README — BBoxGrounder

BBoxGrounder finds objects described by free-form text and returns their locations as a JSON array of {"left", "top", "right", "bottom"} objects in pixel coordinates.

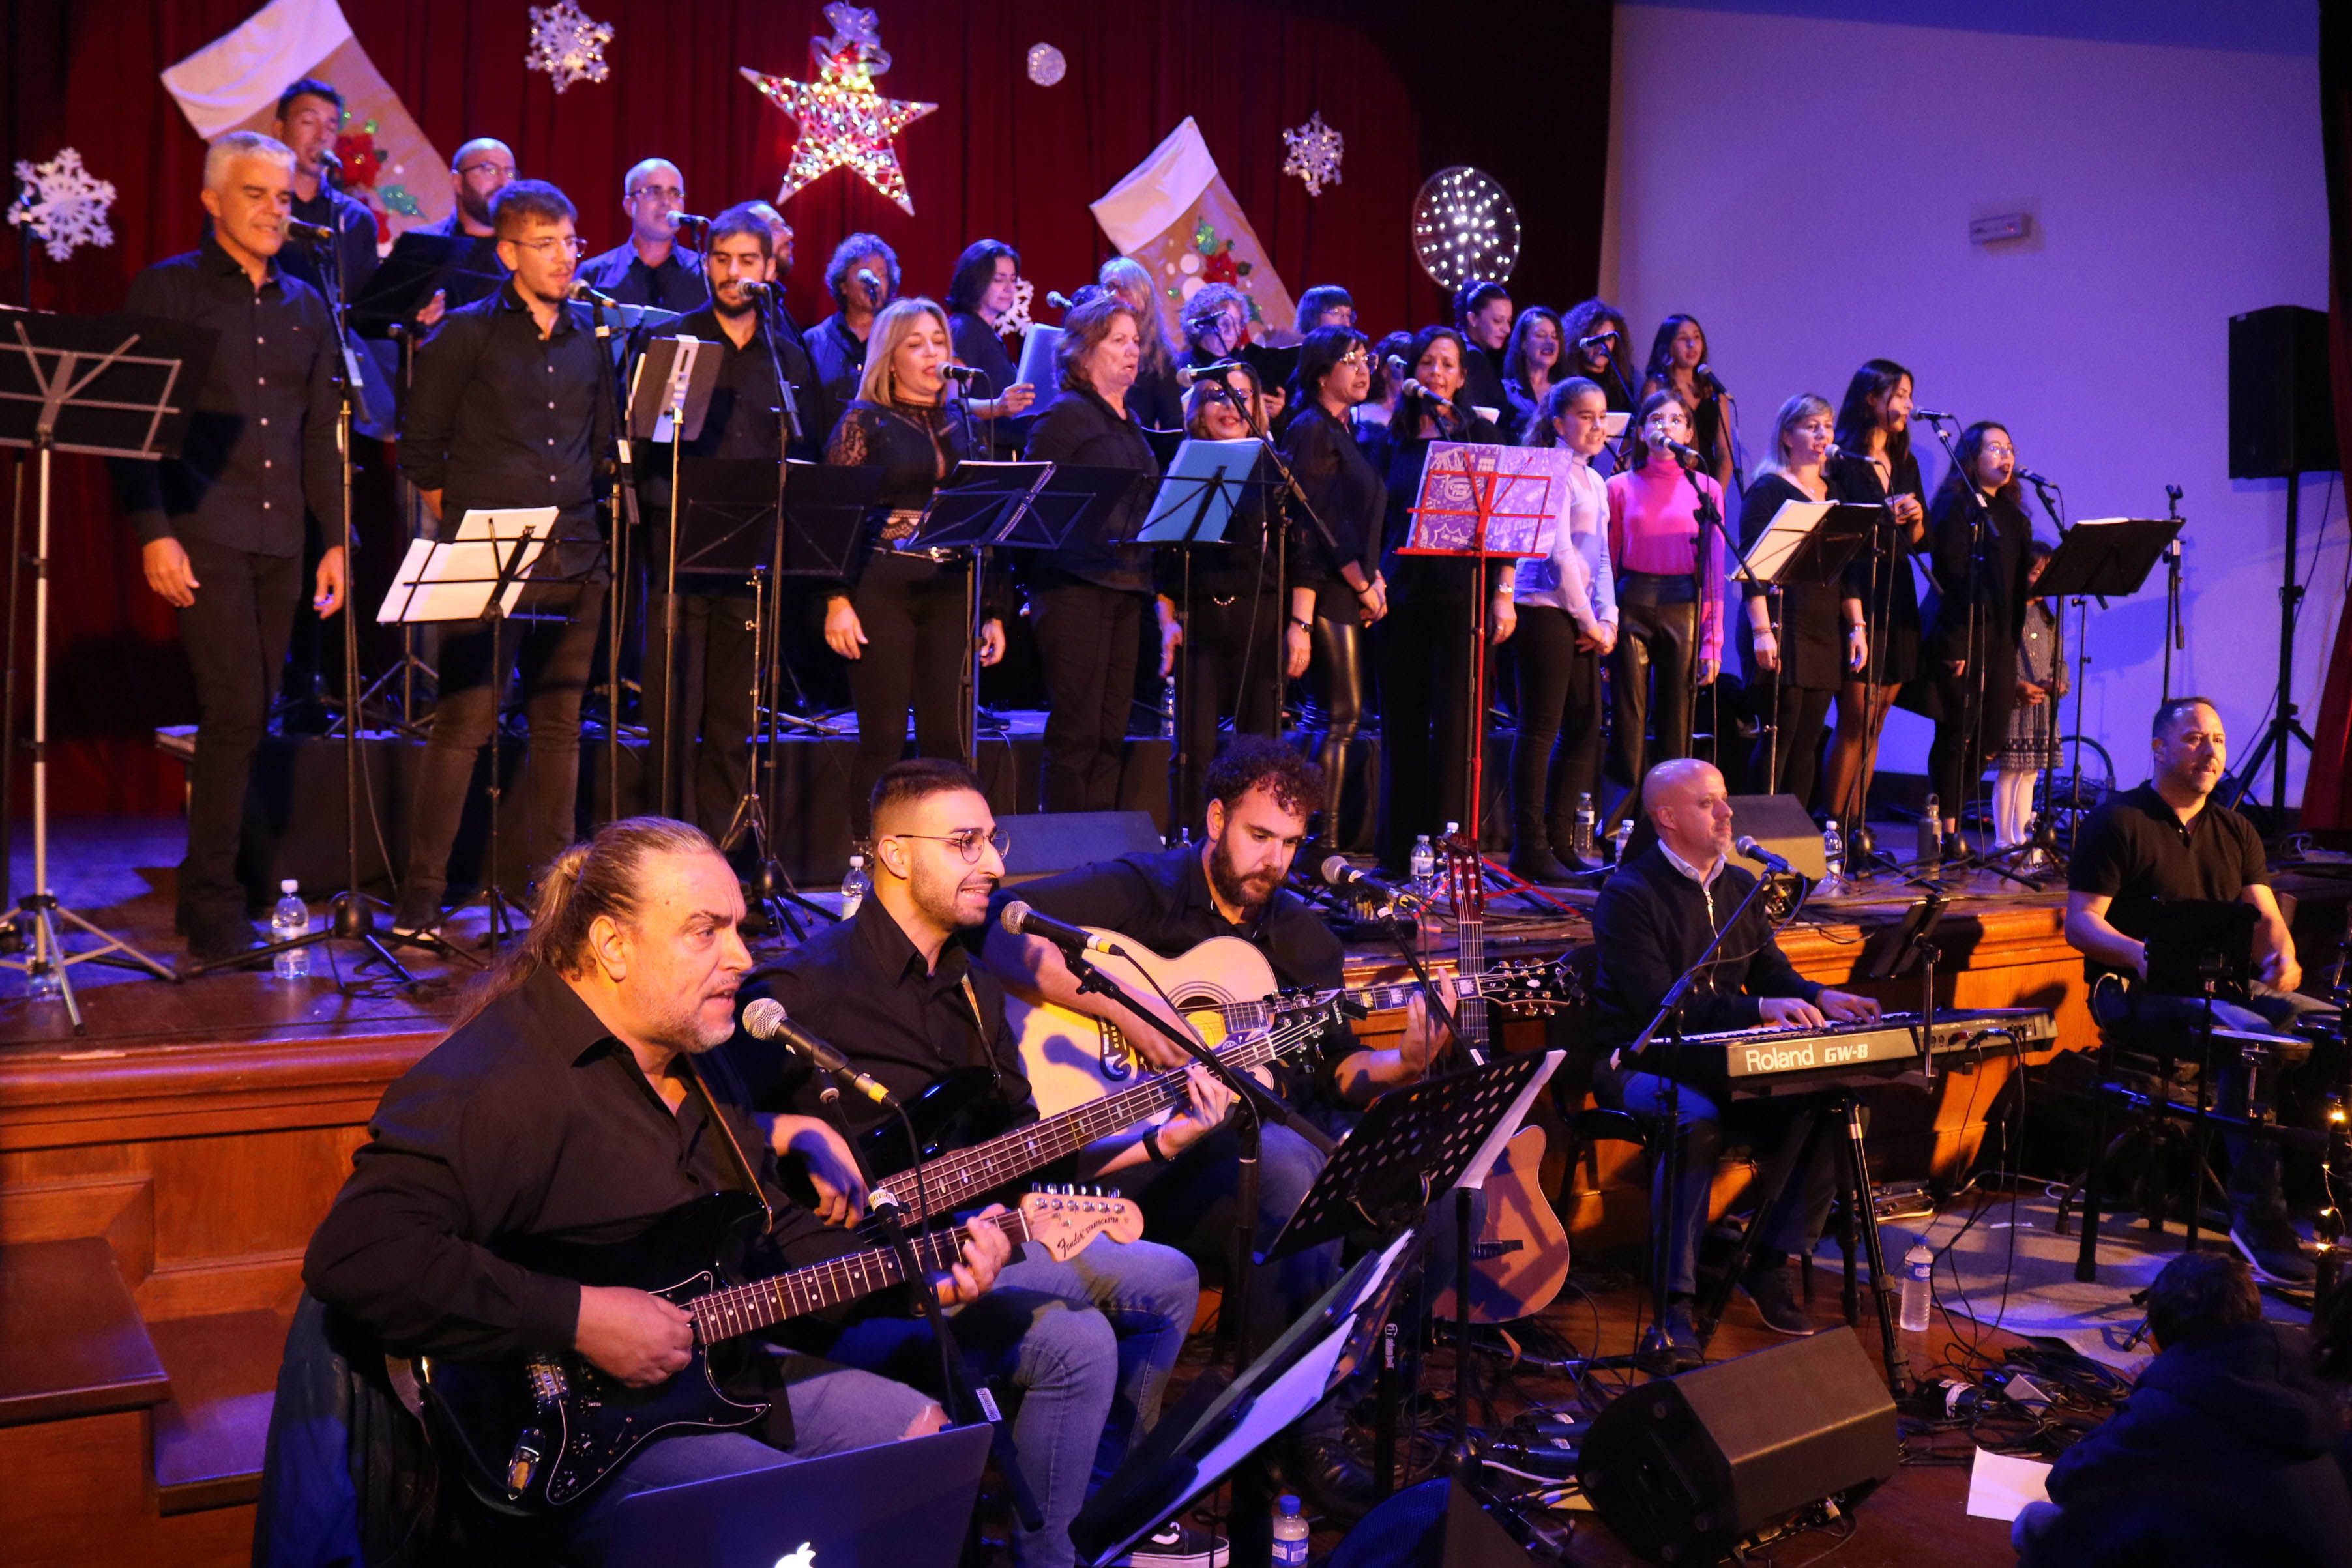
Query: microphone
[
  {"left": 666, "top": 210, "right": 713, "bottom": 229},
  {"left": 939, "top": 363, "right": 980, "bottom": 384},
  {"left": 568, "top": 280, "right": 619, "bottom": 307},
  {"left": 1913, "top": 408, "right": 1956, "bottom": 424},
  {"left": 283, "top": 218, "right": 336, "bottom": 242},
  {"left": 742, "top": 998, "right": 898, "bottom": 1107},
  {"left": 735, "top": 279, "right": 770, "bottom": 300},
  {"left": 1044, "top": 289, "right": 1076, "bottom": 311},
  {"left": 1735, "top": 835, "right": 1793, "bottom": 875},
  {"left": 316, "top": 148, "right": 344, "bottom": 186},
  {"left": 1695, "top": 362, "right": 1728, "bottom": 396},
  {"left": 1576, "top": 330, "right": 1619, "bottom": 350},
  {"left": 1658, "top": 436, "right": 1705, "bottom": 467},
  {"left": 2018, "top": 468, "right": 2058, "bottom": 489},
  {"left": 1175, "top": 360, "right": 1247, "bottom": 390},
  {"left": 1316, "top": 854, "right": 1431, "bottom": 910},
  {"left": 997, "top": 900, "right": 1119, "bottom": 956},
  {"left": 857, "top": 267, "right": 885, "bottom": 298}
]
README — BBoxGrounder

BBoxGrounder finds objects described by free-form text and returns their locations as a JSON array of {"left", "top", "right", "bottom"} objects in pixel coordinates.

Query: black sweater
[
  {"left": 1280, "top": 403, "right": 1387, "bottom": 598},
  {"left": 1593, "top": 841, "right": 1821, "bottom": 1043},
  {"left": 1021, "top": 385, "right": 1160, "bottom": 594}
]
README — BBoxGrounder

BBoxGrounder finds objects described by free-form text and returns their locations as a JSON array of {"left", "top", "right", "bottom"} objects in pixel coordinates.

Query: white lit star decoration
[
  {"left": 525, "top": 0, "right": 613, "bottom": 94},
  {"left": 1410, "top": 166, "right": 1520, "bottom": 291},
  {"left": 741, "top": 5, "right": 936, "bottom": 214},
  {"left": 9, "top": 148, "right": 116, "bottom": 263},
  {"left": 1282, "top": 112, "right": 1344, "bottom": 198}
]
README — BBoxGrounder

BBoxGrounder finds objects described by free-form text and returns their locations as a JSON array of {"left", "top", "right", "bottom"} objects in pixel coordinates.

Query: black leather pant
[
  {"left": 1308, "top": 612, "right": 1368, "bottom": 847},
  {"left": 1610, "top": 573, "right": 1698, "bottom": 795}
]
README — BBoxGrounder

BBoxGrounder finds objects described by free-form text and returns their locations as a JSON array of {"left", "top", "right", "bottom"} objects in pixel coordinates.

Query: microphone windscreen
[
  {"left": 742, "top": 996, "right": 786, "bottom": 1037},
  {"left": 997, "top": 899, "right": 1033, "bottom": 936},
  {"left": 1319, "top": 854, "right": 1353, "bottom": 887}
]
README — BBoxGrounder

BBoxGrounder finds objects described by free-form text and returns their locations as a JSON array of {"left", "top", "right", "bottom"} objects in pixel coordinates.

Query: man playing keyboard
[{"left": 1593, "top": 757, "right": 1880, "bottom": 1369}]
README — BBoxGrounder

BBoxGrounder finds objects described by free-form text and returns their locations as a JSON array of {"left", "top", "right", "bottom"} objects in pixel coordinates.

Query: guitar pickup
[{"left": 506, "top": 1428, "right": 545, "bottom": 1497}]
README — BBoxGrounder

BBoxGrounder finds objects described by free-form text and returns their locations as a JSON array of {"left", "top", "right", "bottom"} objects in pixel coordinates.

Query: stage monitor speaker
[
  {"left": 1323, "top": 1477, "right": 1529, "bottom": 1568},
  {"left": 1729, "top": 793, "right": 1827, "bottom": 882},
  {"left": 1578, "top": 1331, "right": 1898, "bottom": 1564},
  {"left": 999, "top": 810, "right": 1164, "bottom": 885},
  {"left": 2229, "top": 304, "right": 2336, "bottom": 479}
]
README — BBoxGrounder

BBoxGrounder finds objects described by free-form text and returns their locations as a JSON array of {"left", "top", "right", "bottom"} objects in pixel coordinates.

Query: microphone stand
[
  {"left": 2160, "top": 484, "right": 2186, "bottom": 702},
  {"left": 586, "top": 295, "right": 641, "bottom": 825}
]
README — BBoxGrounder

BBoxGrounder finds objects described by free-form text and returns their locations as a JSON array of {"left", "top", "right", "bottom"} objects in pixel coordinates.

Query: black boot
[{"left": 1508, "top": 820, "right": 1576, "bottom": 886}]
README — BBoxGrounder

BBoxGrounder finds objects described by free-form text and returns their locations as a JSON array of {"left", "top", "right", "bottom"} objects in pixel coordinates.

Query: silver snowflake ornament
[
  {"left": 1282, "top": 112, "right": 1344, "bottom": 197},
  {"left": 527, "top": 0, "right": 614, "bottom": 94},
  {"left": 999, "top": 278, "right": 1036, "bottom": 339},
  {"left": 10, "top": 147, "right": 117, "bottom": 263}
]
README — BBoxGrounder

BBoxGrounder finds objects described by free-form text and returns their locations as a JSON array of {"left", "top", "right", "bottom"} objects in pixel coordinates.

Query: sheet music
[
  {"left": 1015, "top": 326, "right": 1062, "bottom": 393},
  {"left": 1405, "top": 441, "right": 1573, "bottom": 558},
  {"left": 376, "top": 507, "right": 559, "bottom": 624}
]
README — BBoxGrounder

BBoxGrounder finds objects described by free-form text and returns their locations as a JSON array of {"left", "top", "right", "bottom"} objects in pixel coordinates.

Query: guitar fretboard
[{"left": 687, "top": 1208, "right": 1033, "bottom": 1345}]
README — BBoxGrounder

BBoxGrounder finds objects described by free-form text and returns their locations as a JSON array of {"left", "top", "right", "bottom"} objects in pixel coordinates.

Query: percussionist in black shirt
[
  {"left": 576, "top": 157, "right": 708, "bottom": 313},
  {"left": 1593, "top": 757, "right": 1879, "bottom": 1369},
  {"left": 303, "top": 817, "right": 1008, "bottom": 1567},
  {"left": 735, "top": 759, "right": 1205, "bottom": 1568},
  {"left": 2065, "top": 697, "right": 2334, "bottom": 1283},
  {"left": 117, "top": 131, "right": 347, "bottom": 961},
  {"left": 392, "top": 179, "right": 611, "bottom": 934},
  {"left": 634, "top": 202, "right": 827, "bottom": 838}
]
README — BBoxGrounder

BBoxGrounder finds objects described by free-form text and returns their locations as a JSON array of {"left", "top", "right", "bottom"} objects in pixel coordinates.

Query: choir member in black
[
  {"left": 414, "top": 138, "right": 514, "bottom": 325},
  {"left": 1453, "top": 279, "right": 1514, "bottom": 424},
  {"left": 1022, "top": 295, "right": 1165, "bottom": 812},
  {"left": 576, "top": 158, "right": 707, "bottom": 312},
  {"left": 1282, "top": 328, "right": 1389, "bottom": 852},
  {"left": 1739, "top": 394, "right": 1861, "bottom": 807},
  {"left": 1502, "top": 305, "right": 1566, "bottom": 443},
  {"left": 1923, "top": 421, "right": 2034, "bottom": 853},
  {"left": 1819, "top": 358, "right": 1928, "bottom": 847},
  {"left": 1159, "top": 367, "right": 1294, "bottom": 824},
  {"left": 1350, "top": 329, "right": 1414, "bottom": 439},
  {"left": 1639, "top": 313, "right": 1736, "bottom": 498},
  {"left": 1508, "top": 379, "right": 1617, "bottom": 882},
  {"left": 1098, "top": 255, "right": 1184, "bottom": 430},
  {"left": 634, "top": 204, "right": 825, "bottom": 843},
  {"left": 1558, "top": 297, "right": 1633, "bottom": 412},
  {"left": 1364, "top": 325, "right": 1506, "bottom": 871},
  {"left": 267, "top": 78, "right": 377, "bottom": 301},
  {"left": 821, "top": 299, "right": 1009, "bottom": 836},
  {"left": 1593, "top": 759, "right": 1881, "bottom": 1367},
  {"left": 117, "top": 133, "right": 347, "bottom": 960},
  {"left": 1180, "top": 283, "right": 1251, "bottom": 371},
  {"left": 392, "top": 181, "right": 611, "bottom": 935},
  {"left": 941, "top": 239, "right": 1039, "bottom": 456},
  {"left": 806, "top": 233, "right": 897, "bottom": 416},
  {"left": 1293, "top": 285, "right": 1355, "bottom": 334}
]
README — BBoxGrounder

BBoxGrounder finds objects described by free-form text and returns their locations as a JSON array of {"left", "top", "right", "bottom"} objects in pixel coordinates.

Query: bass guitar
[{"left": 413, "top": 1187, "right": 1139, "bottom": 1515}]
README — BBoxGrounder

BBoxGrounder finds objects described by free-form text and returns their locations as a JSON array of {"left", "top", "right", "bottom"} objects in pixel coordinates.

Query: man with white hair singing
[{"left": 115, "top": 130, "right": 347, "bottom": 961}]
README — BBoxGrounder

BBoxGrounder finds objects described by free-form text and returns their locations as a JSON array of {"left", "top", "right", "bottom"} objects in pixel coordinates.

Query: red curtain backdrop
[
  {"left": 2312, "top": 3, "right": 2352, "bottom": 833},
  {"left": 1, "top": 0, "right": 1611, "bottom": 813}
]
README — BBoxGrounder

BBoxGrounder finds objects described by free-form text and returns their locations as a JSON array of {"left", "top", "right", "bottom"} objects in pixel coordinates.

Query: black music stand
[
  {"left": 346, "top": 232, "right": 505, "bottom": 336},
  {"left": 0, "top": 310, "right": 214, "bottom": 1028},
  {"left": 1138, "top": 439, "right": 1261, "bottom": 822},
  {"left": 903, "top": 459, "right": 1054, "bottom": 764},
  {"left": 1742, "top": 499, "right": 1878, "bottom": 794},
  {"left": 631, "top": 337, "right": 724, "bottom": 817},
  {"left": 1868, "top": 890, "right": 1950, "bottom": 1084}
]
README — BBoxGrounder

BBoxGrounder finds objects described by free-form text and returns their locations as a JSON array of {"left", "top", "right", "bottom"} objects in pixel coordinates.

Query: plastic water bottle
[
  {"left": 1918, "top": 793, "right": 1941, "bottom": 868},
  {"left": 1611, "top": 818, "right": 1633, "bottom": 865},
  {"left": 1572, "top": 792, "right": 1596, "bottom": 861},
  {"left": 1162, "top": 676, "right": 1178, "bottom": 739},
  {"left": 1272, "top": 1494, "right": 1310, "bottom": 1567},
  {"left": 840, "top": 854, "right": 870, "bottom": 920},
  {"left": 1409, "top": 834, "right": 1436, "bottom": 897},
  {"left": 271, "top": 880, "right": 310, "bottom": 980},
  {"left": 1899, "top": 1239, "right": 1934, "bottom": 1332},
  {"left": 1821, "top": 819, "right": 1845, "bottom": 892}
]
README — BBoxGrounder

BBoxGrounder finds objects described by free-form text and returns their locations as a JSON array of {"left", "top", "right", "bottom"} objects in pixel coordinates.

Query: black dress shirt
[
  {"left": 806, "top": 312, "right": 870, "bottom": 416},
  {"left": 2067, "top": 783, "right": 2271, "bottom": 983},
  {"left": 578, "top": 240, "right": 709, "bottom": 313},
  {"left": 1281, "top": 404, "right": 1386, "bottom": 596},
  {"left": 1021, "top": 385, "right": 1161, "bottom": 594},
  {"left": 113, "top": 235, "right": 342, "bottom": 555},
  {"left": 399, "top": 279, "right": 613, "bottom": 551},
  {"left": 280, "top": 184, "right": 380, "bottom": 302},
  {"left": 1593, "top": 841, "right": 1821, "bottom": 1044},
  {"left": 730, "top": 897, "right": 1036, "bottom": 1140},
  {"left": 302, "top": 965, "right": 835, "bottom": 1362},
  {"left": 637, "top": 302, "right": 828, "bottom": 530}
]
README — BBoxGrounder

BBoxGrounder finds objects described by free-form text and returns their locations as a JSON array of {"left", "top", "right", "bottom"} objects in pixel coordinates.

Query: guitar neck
[
  {"left": 1457, "top": 917, "right": 1490, "bottom": 1064},
  {"left": 688, "top": 1208, "right": 1033, "bottom": 1348}
]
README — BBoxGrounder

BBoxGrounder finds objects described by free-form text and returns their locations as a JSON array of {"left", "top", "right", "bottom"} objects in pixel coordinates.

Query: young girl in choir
[{"left": 1995, "top": 540, "right": 2066, "bottom": 862}]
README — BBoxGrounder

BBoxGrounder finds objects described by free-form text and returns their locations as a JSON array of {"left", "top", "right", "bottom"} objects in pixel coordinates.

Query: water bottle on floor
[
  {"left": 272, "top": 880, "right": 310, "bottom": 980},
  {"left": 840, "top": 854, "right": 870, "bottom": 920},
  {"left": 1611, "top": 818, "right": 1633, "bottom": 865},
  {"left": 1899, "top": 1238, "right": 1934, "bottom": 1332},
  {"left": 1272, "top": 1494, "right": 1310, "bottom": 1567},
  {"left": 1409, "top": 834, "right": 1435, "bottom": 897},
  {"left": 1572, "top": 792, "right": 1596, "bottom": 861},
  {"left": 1821, "top": 819, "right": 1845, "bottom": 893}
]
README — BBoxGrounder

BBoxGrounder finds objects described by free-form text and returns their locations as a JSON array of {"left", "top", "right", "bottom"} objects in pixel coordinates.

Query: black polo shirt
[
  {"left": 113, "top": 235, "right": 343, "bottom": 556},
  {"left": 2068, "top": 782, "right": 2270, "bottom": 983},
  {"left": 578, "top": 240, "right": 708, "bottom": 313},
  {"left": 729, "top": 896, "right": 1036, "bottom": 1141}
]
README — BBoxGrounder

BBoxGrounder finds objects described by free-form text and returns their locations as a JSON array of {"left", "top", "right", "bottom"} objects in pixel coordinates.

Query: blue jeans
[
  {"left": 1604, "top": 1068, "right": 1842, "bottom": 1299},
  {"left": 563, "top": 1360, "right": 939, "bottom": 1567},
  {"left": 2089, "top": 978, "right": 2338, "bottom": 1213}
]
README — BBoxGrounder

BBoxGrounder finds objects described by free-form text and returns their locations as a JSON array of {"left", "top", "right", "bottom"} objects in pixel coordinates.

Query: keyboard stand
[{"left": 1694, "top": 1086, "right": 1909, "bottom": 1397}]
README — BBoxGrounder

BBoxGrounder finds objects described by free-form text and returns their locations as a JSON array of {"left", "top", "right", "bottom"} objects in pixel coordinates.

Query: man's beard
[
  {"left": 459, "top": 188, "right": 495, "bottom": 226},
  {"left": 1209, "top": 841, "right": 1282, "bottom": 912},
  {"left": 913, "top": 862, "right": 990, "bottom": 933}
]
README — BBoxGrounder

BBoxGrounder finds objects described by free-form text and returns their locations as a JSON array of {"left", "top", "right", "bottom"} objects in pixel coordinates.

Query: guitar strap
[{"left": 679, "top": 1054, "right": 781, "bottom": 1238}]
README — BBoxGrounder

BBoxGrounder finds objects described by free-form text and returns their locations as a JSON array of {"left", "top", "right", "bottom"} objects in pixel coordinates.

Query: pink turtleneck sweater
[{"left": 1605, "top": 454, "right": 1725, "bottom": 661}]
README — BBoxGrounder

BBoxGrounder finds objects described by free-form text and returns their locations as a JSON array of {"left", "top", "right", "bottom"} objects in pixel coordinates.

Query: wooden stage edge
[{"left": 0, "top": 874, "right": 2336, "bottom": 1567}]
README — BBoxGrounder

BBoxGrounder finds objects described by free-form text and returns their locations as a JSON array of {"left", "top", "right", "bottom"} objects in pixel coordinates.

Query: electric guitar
[
  {"left": 411, "top": 1187, "right": 1141, "bottom": 1515},
  {"left": 1428, "top": 834, "right": 1574, "bottom": 1323},
  {"left": 1007, "top": 930, "right": 1579, "bottom": 1115}
]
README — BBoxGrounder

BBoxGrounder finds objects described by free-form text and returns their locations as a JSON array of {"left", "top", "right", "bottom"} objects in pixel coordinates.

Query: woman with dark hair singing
[
  {"left": 821, "top": 298, "right": 1005, "bottom": 835},
  {"left": 1022, "top": 294, "right": 1165, "bottom": 812},
  {"left": 1639, "top": 313, "right": 1736, "bottom": 497},
  {"left": 1502, "top": 306, "right": 1566, "bottom": 443},
  {"left": 1282, "top": 326, "right": 1390, "bottom": 850},
  {"left": 941, "top": 238, "right": 1037, "bottom": 454},
  {"left": 1922, "top": 420, "right": 2033, "bottom": 854},
  {"left": 1819, "top": 358, "right": 1929, "bottom": 848}
]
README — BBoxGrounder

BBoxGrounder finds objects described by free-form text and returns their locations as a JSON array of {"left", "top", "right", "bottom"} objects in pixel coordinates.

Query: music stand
[
  {"left": 902, "top": 460, "right": 1054, "bottom": 764},
  {"left": 630, "top": 338, "right": 724, "bottom": 816},
  {"left": 0, "top": 310, "right": 214, "bottom": 1028},
  {"left": 1741, "top": 499, "right": 1879, "bottom": 796},
  {"left": 377, "top": 508, "right": 558, "bottom": 947},
  {"left": 1868, "top": 890, "right": 1950, "bottom": 1082},
  {"left": 1138, "top": 439, "right": 1261, "bottom": 821},
  {"left": 345, "top": 232, "right": 505, "bottom": 336}
]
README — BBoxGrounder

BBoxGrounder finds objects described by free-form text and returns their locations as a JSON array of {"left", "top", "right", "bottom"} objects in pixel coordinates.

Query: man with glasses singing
[
  {"left": 415, "top": 137, "right": 516, "bottom": 325},
  {"left": 577, "top": 156, "right": 708, "bottom": 312},
  {"left": 393, "top": 180, "right": 613, "bottom": 935},
  {"left": 726, "top": 757, "right": 1216, "bottom": 1568}
]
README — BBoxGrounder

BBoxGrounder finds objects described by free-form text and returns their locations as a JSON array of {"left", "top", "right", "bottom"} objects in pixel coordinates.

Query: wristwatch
[{"left": 1142, "top": 1124, "right": 1170, "bottom": 1163}]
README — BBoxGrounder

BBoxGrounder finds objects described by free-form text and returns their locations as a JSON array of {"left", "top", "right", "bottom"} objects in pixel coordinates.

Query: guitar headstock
[
  {"left": 1019, "top": 1187, "right": 1145, "bottom": 1260},
  {"left": 1442, "top": 834, "right": 1484, "bottom": 922},
  {"left": 1474, "top": 957, "right": 1590, "bottom": 1016}
]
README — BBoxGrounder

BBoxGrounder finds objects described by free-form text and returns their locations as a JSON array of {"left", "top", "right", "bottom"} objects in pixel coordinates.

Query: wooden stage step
[{"left": 149, "top": 1309, "right": 290, "bottom": 1514}]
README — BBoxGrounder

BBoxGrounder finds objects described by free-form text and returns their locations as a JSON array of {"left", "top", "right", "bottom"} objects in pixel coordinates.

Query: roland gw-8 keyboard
[{"left": 1645, "top": 1008, "right": 2059, "bottom": 1096}]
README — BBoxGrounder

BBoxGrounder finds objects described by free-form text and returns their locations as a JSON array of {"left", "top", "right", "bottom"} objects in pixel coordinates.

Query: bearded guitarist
[
  {"left": 982, "top": 737, "right": 1450, "bottom": 1522},
  {"left": 729, "top": 759, "right": 1223, "bottom": 1568}
]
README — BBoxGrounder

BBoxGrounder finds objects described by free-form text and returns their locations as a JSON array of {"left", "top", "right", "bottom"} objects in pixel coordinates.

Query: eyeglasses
[
  {"left": 1981, "top": 443, "right": 2016, "bottom": 457},
  {"left": 628, "top": 185, "right": 685, "bottom": 203},
  {"left": 890, "top": 826, "right": 1011, "bottom": 864},
  {"left": 514, "top": 236, "right": 589, "bottom": 257},
  {"left": 1338, "top": 347, "right": 1370, "bottom": 367},
  {"left": 456, "top": 161, "right": 516, "bottom": 180}
]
